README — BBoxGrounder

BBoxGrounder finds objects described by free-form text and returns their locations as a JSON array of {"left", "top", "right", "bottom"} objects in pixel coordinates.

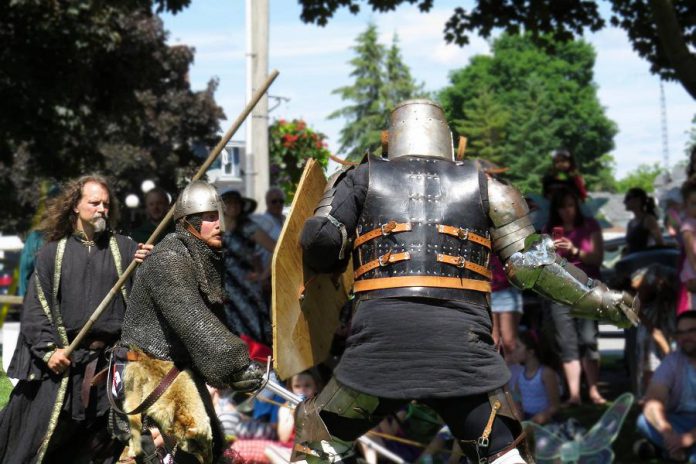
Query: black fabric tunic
[
  {"left": 301, "top": 161, "right": 509, "bottom": 399},
  {"left": 0, "top": 232, "right": 137, "bottom": 464}
]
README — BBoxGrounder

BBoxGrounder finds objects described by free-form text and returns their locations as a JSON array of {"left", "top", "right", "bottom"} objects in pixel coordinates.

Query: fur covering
[{"left": 123, "top": 353, "right": 213, "bottom": 463}]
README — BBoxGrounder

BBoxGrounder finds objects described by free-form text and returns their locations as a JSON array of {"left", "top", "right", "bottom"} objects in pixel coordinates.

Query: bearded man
[
  {"left": 0, "top": 174, "right": 151, "bottom": 463},
  {"left": 637, "top": 310, "right": 696, "bottom": 462},
  {"left": 118, "top": 180, "right": 263, "bottom": 464}
]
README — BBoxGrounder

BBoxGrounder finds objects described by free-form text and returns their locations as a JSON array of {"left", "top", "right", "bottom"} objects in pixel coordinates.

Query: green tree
[
  {"left": 330, "top": 23, "right": 424, "bottom": 161},
  {"left": 584, "top": 154, "right": 618, "bottom": 192},
  {"left": 298, "top": 0, "right": 696, "bottom": 99},
  {"left": 382, "top": 34, "right": 424, "bottom": 110},
  {"left": 439, "top": 34, "right": 617, "bottom": 195},
  {"left": 453, "top": 88, "right": 510, "bottom": 167},
  {"left": 269, "top": 118, "right": 331, "bottom": 202},
  {"left": 0, "top": 0, "right": 222, "bottom": 234},
  {"left": 615, "top": 163, "right": 666, "bottom": 192},
  {"left": 330, "top": 23, "right": 386, "bottom": 161}
]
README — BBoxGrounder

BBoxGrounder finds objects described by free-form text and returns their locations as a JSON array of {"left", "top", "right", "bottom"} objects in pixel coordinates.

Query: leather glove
[{"left": 229, "top": 362, "right": 264, "bottom": 392}]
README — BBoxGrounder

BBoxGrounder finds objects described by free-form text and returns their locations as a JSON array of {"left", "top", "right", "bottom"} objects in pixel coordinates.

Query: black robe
[{"left": 0, "top": 232, "right": 137, "bottom": 464}]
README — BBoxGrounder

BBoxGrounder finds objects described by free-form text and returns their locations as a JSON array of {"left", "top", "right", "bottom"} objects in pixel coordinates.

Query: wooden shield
[{"left": 271, "top": 159, "right": 354, "bottom": 380}]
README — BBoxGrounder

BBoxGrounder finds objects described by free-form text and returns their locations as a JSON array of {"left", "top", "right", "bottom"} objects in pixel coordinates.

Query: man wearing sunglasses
[{"left": 638, "top": 310, "right": 696, "bottom": 462}]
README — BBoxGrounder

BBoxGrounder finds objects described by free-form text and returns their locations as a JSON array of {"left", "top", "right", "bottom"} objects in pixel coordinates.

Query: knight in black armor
[
  {"left": 119, "top": 180, "right": 263, "bottom": 464},
  {"left": 293, "top": 100, "right": 639, "bottom": 464}
]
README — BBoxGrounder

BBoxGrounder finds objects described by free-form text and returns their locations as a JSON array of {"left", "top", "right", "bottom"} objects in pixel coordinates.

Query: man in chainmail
[
  {"left": 119, "top": 180, "right": 264, "bottom": 464},
  {"left": 291, "top": 100, "right": 639, "bottom": 464},
  {"left": 0, "top": 174, "right": 151, "bottom": 464}
]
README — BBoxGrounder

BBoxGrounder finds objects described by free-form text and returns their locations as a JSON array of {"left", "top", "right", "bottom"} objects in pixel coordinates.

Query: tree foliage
[
  {"left": 0, "top": 0, "right": 222, "bottom": 234},
  {"left": 615, "top": 163, "right": 665, "bottom": 193},
  {"left": 439, "top": 34, "right": 617, "bottom": 194},
  {"left": 330, "top": 23, "right": 424, "bottom": 161},
  {"left": 298, "top": 0, "right": 696, "bottom": 99},
  {"left": 269, "top": 118, "right": 330, "bottom": 202}
]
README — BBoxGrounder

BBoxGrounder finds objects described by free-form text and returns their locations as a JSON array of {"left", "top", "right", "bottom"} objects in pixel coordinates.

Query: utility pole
[{"left": 245, "top": 0, "right": 270, "bottom": 205}]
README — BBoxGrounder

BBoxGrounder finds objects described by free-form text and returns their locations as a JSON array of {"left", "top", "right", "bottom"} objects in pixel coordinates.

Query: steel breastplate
[{"left": 353, "top": 156, "right": 491, "bottom": 303}]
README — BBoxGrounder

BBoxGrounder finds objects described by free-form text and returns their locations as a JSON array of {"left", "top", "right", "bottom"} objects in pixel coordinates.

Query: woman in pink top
[{"left": 544, "top": 188, "right": 606, "bottom": 405}]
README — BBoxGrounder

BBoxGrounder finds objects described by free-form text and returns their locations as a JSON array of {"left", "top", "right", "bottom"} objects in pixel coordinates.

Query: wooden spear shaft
[{"left": 64, "top": 69, "right": 280, "bottom": 357}]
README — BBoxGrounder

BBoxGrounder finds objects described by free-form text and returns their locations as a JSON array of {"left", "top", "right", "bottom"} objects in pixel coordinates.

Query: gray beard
[{"left": 92, "top": 217, "right": 107, "bottom": 233}]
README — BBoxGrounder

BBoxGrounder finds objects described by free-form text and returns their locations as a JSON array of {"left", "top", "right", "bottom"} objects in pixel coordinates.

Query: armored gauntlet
[
  {"left": 505, "top": 235, "right": 640, "bottom": 328},
  {"left": 229, "top": 362, "right": 264, "bottom": 392}
]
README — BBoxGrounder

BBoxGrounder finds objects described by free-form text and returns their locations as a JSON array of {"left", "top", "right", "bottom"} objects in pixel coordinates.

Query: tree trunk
[{"left": 649, "top": 0, "right": 696, "bottom": 99}]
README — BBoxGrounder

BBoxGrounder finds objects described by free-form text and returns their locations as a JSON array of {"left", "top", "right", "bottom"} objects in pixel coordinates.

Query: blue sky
[{"left": 161, "top": 0, "right": 694, "bottom": 179}]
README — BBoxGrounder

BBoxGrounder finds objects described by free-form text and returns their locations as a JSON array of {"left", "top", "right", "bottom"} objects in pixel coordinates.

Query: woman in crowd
[
  {"left": 221, "top": 190, "right": 276, "bottom": 357},
  {"left": 544, "top": 188, "right": 606, "bottom": 405},
  {"left": 623, "top": 187, "right": 664, "bottom": 256}
]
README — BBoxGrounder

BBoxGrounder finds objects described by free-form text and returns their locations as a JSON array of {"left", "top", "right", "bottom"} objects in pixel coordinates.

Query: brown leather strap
[
  {"left": 353, "top": 276, "right": 491, "bottom": 293},
  {"left": 354, "top": 221, "right": 412, "bottom": 248},
  {"left": 477, "top": 399, "right": 501, "bottom": 450},
  {"left": 437, "top": 224, "right": 491, "bottom": 249},
  {"left": 106, "top": 351, "right": 180, "bottom": 416},
  {"left": 81, "top": 356, "right": 99, "bottom": 409},
  {"left": 486, "top": 430, "right": 528, "bottom": 463},
  {"left": 91, "top": 367, "right": 108, "bottom": 387},
  {"left": 125, "top": 350, "right": 146, "bottom": 362},
  {"left": 354, "top": 251, "right": 411, "bottom": 279},
  {"left": 436, "top": 253, "right": 492, "bottom": 279}
]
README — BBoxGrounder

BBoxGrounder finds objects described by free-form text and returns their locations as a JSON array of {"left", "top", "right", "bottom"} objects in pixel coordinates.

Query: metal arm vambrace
[
  {"left": 505, "top": 234, "right": 635, "bottom": 327},
  {"left": 486, "top": 174, "right": 636, "bottom": 328}
]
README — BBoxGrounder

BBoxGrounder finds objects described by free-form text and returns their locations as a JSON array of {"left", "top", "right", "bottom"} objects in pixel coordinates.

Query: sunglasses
[
  {"left": 674, "top": 327, "right": 696, "bottom": 337},
  {"left": 269, "top": 199, "right": 284, "bottom": 204}
]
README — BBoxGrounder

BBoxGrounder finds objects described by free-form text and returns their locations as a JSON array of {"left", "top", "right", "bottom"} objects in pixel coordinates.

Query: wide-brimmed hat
[{"left": 220, "top": 189, "right": 257, "bottom": 215}]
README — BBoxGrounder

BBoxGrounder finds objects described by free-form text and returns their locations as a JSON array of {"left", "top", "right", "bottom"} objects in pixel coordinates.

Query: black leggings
[{"left": 321, "top": 393, "right": 518, "bottom": 461}]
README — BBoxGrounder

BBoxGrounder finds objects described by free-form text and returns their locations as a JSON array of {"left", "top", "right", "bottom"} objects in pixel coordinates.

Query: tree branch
[{"left": 649, "top": 0, "right": 696, "bottom": 99}]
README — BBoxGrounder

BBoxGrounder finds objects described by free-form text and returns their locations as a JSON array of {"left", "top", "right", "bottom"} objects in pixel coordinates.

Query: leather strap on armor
[
  {"left": 436, "top": 254, "right": 492, "bottom": 279},
  {"left": 437, "top": 225, "right": 491, "bottom": 249},
  {"left": 353, "top": 221, "right": 412, "bottom": 248},
  {"left": 326, "top": 214, "right": 349, "bottom": 260},
  {"left": 353, "top": 276, "right": 491, "bottom": 293},
  {"left": 106, "top": 348, "right": 181, "bottom": 416},
  {"left": 354, "top": 251, "right": 411, "bottom": 279}
]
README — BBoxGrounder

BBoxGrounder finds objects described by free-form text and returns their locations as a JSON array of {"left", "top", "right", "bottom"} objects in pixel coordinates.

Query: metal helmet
[
  {"left": 387, "top": 99, "right": 454, "bottom": 161},
  {"left": 173, "top": 180, "right": 227, "bottom": 232}
]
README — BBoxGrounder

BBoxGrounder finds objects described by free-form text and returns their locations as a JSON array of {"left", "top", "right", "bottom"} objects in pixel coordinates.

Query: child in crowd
[
  {"left": 513, "top": 331, "right": 560, "bottom": 425},
  {"left": 541, "top": 149, "right": 587, "bottom": 201},
  {"left": 277, "top": 370, "right": 322, "bottom": 445}
]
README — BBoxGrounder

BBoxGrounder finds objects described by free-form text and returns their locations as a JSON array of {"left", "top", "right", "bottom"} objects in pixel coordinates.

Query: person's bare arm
[
  {"left": 645, "top": 215, "right": 665, "bottom": 246},
  {"left": 643, "top": 381, "right": 685, "bottom": 456},
  {"left": 531, "top": 367, "right": 560, "bottom": 424},
  {"left": 277, "top": 405, "right": 295, "bottom": 443},
  {"left": 652, "top": 329, "right": 671, "bottom": 356},
  {"left": 252, "top": 228, "right": 276, "bottom": 252}
]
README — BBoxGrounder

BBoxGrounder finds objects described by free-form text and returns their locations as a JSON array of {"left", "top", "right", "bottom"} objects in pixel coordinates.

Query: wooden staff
[{"left": 64, "top": 69, "right": 280, "bottom": 357}]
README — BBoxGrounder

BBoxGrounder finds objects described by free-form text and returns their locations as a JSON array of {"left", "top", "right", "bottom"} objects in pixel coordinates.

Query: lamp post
[{"left": 125, "top": 193, "right": 140, "bottom": 229}]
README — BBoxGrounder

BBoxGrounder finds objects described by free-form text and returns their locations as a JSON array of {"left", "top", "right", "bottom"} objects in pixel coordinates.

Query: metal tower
[{"left": 660, "top": 80, "right": 670, "bottom": 179}]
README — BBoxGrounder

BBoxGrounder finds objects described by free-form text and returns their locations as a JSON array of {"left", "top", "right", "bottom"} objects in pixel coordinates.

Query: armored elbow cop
[{"left": 504, "top": 234, "right": 639, "bottom": 328}]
